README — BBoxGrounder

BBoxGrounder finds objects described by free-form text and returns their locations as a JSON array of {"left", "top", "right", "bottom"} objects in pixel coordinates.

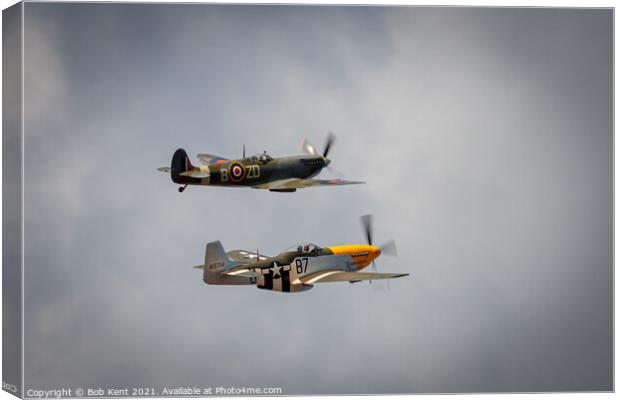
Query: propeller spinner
[
  {"left": 361, "top": 214, "right": 397, "bottom": 272},
  {"left": 302, "top": 132, "right": 336, "bottom": 168}
]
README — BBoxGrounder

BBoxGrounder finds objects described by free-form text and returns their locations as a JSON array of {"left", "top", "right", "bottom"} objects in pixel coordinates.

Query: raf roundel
[{"left": 228, "top": 161, "right": 247, "bottom": 182}]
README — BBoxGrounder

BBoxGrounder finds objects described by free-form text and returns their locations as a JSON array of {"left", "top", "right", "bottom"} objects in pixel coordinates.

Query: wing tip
[{"left": 324, "top": 179, "right": 366, "bottom": 186}]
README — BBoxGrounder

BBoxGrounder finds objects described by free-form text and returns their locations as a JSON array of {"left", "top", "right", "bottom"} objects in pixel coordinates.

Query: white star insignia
[{"left": 270, "top": 262, "right": 282, "bottom": 279}]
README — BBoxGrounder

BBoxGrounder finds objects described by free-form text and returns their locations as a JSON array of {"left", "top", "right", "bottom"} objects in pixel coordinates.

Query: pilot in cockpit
[
  {"left": 256, "top": 151, "right": 273, "bottom": 165},
  {"left": 292, "top": 243, "right": 319, "bottom": 254}
]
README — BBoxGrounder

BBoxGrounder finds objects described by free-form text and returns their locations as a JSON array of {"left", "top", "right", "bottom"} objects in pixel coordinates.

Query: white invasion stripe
[
  {"left": 273, "top": 272, "right": 282, "bottom": 292},
  {"left": 303, "top": 271, "right": 341, "bottom": 284}
]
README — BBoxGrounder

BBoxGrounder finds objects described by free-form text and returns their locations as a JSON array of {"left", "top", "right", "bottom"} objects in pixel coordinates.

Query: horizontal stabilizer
[
  {"left": 157, "top": 167, "right": 172, "bottom": 173},
  {"left": 180, "top": 170, "right": 210, "bottom": 178},
  {"left": 227, "top": 249, "right": 270, "bottom": 262},
  {"left": 224, "top": 266, "right": 263, "bottom": 278}
]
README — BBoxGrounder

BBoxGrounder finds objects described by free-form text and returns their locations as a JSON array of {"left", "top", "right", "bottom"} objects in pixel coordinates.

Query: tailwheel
[{"left": 178, "top": 185, "right": 188, "bottom": 193}]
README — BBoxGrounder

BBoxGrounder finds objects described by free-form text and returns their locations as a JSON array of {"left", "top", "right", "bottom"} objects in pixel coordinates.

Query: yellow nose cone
[{"left": 328, "top": 244, "right": 382, "bottom": 270}]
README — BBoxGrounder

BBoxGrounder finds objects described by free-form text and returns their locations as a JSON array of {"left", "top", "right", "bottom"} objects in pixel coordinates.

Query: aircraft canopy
[
  {"left": 285, "top": 242, "right": 321, "bottom": 254},
  {"left": 253, "top": 152, "right": 273, "bottom": 164}
]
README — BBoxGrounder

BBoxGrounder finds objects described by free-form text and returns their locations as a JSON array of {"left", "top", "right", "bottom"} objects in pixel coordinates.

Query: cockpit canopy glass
[
  {"left": 253, "top": 153, "right": 273, "bottom": 164},
  {"left": 285, "top": 242, "right": 321, "bottom": 254}
]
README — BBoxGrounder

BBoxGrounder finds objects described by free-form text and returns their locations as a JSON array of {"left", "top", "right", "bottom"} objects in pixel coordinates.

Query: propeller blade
[
  {"left": 323, "top": 132, "right": 336, "bottom": 158},
  {"left": 361, "top": 214, "right": 373, "bottom": 245},
  {"left": 371, "top": 260, "right": 377, "bottom": 272},
  {"left": 302, "top": 138, "right": 317, "bottom": 156},
  {"left": 379, "top": 240, "right": 397, "bottom": 257},
  {"left": 325, "top": 164, "right": 345, "bottom": 177}
]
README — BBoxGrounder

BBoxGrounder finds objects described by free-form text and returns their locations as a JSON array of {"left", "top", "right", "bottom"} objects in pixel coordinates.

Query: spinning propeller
[
  {"left": 302, "top": 132, "right": 337, "bottom": 170},
  {"left": 361, "top": 214, "right": 397, "bottom": 272}
]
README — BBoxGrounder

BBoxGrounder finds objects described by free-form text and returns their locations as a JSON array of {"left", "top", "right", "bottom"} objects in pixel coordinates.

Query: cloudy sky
[{"left": 19, "top": 4, "right": 612, "bottom": 394}]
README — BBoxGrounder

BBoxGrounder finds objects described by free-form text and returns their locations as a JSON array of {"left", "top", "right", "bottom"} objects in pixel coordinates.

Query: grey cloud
[{"left": 20, "top": 4, "right": 611, "bottom": 394}]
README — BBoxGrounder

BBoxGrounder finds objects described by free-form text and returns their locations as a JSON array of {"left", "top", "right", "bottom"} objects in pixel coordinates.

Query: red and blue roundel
[{"left": 228, "top": 161, "right": 246, "bottom": 182}]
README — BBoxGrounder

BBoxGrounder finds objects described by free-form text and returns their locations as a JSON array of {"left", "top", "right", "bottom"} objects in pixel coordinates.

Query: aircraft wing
[
  {"left": 300, "top": 270, "right": 409, "bottom": 284},
  {"left": 196, "top": 153, "right": 230, "bottom": 166},
  {"left": 227, "top": 249, "right": 270, "bottom": 262},
  {"left": 253, "top": 178, "right": 365, "bottom": 190}
]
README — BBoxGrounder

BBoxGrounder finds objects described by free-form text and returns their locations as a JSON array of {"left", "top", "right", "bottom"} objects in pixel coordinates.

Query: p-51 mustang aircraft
[
  {"left": 194, "top": 215, "right": 408, "bottom": 293},
  {"left": 158, "top": 133, "right": 364, "bottom": 192}
]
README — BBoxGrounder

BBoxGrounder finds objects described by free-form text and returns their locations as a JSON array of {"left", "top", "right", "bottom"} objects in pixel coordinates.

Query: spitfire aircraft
[
  {"left": 158, "top": 134, "right": 364, "bottom": 192},
  {"left": 194, "top": 215, "right": 408, "bottom": 293}
]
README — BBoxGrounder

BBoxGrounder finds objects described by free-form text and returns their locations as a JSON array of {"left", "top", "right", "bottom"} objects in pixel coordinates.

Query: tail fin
[
  {"left": 202, "top": 241, "right": 257, "bottom": 286},
  {"left": 203, "top": 241, "right": 234, "bottom": 283},
  {"left": 171, "top": 148, "right": 199, "bottom": 184}
]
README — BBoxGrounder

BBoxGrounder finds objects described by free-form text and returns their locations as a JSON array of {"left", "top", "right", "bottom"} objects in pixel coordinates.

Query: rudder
[
  {"left": 203, "top": 241, "right": 236, "bottom": 284},
  {"left": 171, "top": 148, "right": 200, "bottom": 184}
]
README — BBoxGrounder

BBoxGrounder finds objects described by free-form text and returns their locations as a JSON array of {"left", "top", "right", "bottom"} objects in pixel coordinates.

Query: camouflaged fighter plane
[
  {"left": 194, "top": 215, "right": 408, "bottom": 293},
  {"left": 157, "top": 133, "right": 364, "bottom": 192}
]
